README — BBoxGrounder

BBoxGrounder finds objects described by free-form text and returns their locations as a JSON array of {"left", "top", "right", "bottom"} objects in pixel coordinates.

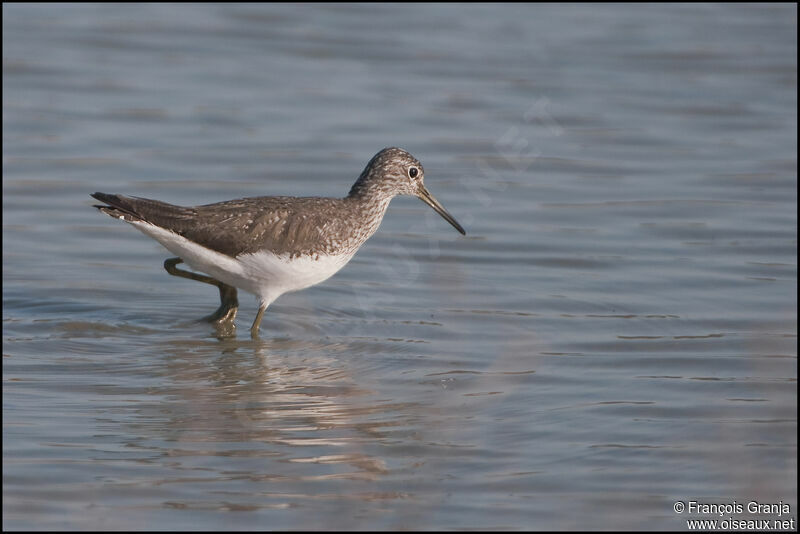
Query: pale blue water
[{"left": 3, "top": 3, "right": 796, "bottom": 530}]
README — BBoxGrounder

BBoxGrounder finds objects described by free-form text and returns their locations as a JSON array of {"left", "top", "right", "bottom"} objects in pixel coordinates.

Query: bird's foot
[{"left": 204, "top": 283, "right": 239, "bottom": 324}]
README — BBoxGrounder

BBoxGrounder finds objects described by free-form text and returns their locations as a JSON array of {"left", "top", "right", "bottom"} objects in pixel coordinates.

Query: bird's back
[{"left": 91, "top": 192, "right": 383, "bottom": 259}]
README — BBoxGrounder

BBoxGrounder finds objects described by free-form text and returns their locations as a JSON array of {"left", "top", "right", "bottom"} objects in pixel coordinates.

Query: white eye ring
[{"left": 408, "top": 166, "right": 419, "bottom": 179}]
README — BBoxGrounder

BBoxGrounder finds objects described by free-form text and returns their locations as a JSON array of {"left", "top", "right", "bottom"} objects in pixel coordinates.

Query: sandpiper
[{"left": 91, "top": 147, "right": 465, "bottom": 337}]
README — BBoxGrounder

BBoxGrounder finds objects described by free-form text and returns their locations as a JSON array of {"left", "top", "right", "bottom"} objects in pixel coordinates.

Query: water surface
[{"left": 3, "top": 3, "right": 796, "bottom": 530}]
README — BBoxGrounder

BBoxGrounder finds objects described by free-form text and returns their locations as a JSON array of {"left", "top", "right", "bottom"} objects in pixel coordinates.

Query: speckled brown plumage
[
  {"left": 93, "top": 193, "right": 384, "bottom": 258},
  {"left": 91, "top": 147, "right": 465, "bottom": 337},
  {"left": 92, "top": 148, "right": 464, "bottom": 260}
]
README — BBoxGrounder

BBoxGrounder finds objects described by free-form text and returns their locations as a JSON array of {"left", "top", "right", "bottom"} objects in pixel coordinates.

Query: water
[{"left": 3, "top": 3, "right": 796, "bottom": 530}]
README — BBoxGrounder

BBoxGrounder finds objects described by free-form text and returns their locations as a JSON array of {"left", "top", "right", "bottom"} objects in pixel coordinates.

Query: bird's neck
[
  {"left": 344, "top": 190, "right": 395, "bottom": 245},
  {"left": 347, "top": 165, "right": 375, "bottom": 198}
]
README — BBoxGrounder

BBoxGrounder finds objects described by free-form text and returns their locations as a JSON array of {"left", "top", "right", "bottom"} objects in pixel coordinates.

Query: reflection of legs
[
  {"left": 163, "top": 258, "right": 238, "bottom": 324},
  {"left": 250, "top": 304, "right": 267, "bottom": 339}
]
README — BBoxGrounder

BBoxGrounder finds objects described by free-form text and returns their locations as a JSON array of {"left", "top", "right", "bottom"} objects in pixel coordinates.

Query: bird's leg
[
  {"left": 206, "top": 283, "right": 239, "bottom": 324},
  {"left": 250, "top": 304, "right": 267, "bottom": 339},
  {"left": 163, "top": 258, "right": 238, "bottom": 324}
]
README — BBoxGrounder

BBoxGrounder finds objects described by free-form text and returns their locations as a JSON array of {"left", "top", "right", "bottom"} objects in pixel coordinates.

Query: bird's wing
[{"left": 91, "top": 192, "right": 341, "bottom": 258}]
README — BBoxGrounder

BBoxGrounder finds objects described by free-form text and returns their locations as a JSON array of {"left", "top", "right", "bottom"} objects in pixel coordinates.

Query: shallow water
[{"left": 3, "top": 3, "right": 797, "bottom": 530}]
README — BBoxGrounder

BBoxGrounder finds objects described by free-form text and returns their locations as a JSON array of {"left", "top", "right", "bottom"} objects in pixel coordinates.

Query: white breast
[
  {"left": 236, "top": 249, "right": 354, "bottom": 301},
  {"left": 130, "top": 220, "right": 355, "bottom": 306}
]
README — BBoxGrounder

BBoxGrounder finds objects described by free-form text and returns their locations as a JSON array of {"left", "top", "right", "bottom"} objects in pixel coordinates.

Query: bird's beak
[{"left": 417, "top": 184, "right": 466, "bottom": 235}]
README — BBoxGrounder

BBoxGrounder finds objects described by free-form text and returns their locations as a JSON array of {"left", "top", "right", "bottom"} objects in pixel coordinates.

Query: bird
[{"left": 91, "top": 147, "right": 465, "bottom": 337}]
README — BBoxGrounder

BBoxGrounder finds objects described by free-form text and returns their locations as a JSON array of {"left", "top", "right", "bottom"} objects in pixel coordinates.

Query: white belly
[{"left": 131, "top": 221, "right": 355, "bottom": 305}]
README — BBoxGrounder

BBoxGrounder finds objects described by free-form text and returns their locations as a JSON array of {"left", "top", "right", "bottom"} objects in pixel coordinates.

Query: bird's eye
[{"left": 408, "top": 166, "right": 419, "bottom": 179}]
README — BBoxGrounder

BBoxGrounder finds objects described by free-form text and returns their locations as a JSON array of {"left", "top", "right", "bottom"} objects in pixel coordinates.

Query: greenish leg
[
  {"left": 250, "top": 304, "right": 267, "bottom": 339},
  {"left": 163, "top": 257, "right": 239, "bottom": 324}
]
